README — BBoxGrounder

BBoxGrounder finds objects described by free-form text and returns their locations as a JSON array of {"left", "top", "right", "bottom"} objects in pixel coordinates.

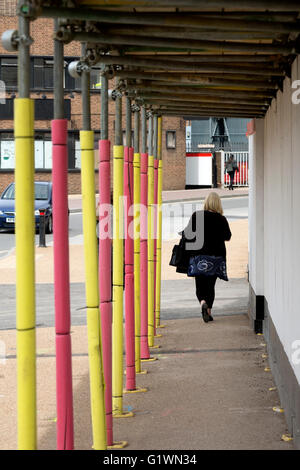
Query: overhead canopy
[{"left": 36, "top": 0, "right": 300, "bottom": 117}]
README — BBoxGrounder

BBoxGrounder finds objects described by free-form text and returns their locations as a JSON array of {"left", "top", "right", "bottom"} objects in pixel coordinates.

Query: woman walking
[
  {"left": 183, "top": 192, "right": 231, "bottom": 323},
  {"left": 225, "top": 154, "right": 238, "bottom": 190}
]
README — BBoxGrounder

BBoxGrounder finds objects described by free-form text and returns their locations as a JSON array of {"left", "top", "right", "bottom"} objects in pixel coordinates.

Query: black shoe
[
  {"left": 201, "top": 302, "right": 210, "bottom": 323},
  {"left": 208, "top": 315, "right": 214, "bottom": 322}
]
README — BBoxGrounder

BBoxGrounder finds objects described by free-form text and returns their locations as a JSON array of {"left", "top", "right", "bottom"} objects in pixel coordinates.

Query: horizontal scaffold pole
[
  {"left": 51, "top": 1, "right": 300, "bottom": 12},
  {"left": 59, "top": 32, "right": 296, "bottom": 55},
  {"left": 95, "top": 55, "right": 283, "bottom": 76},
  {"left": 41, "top": 7, "right": 300, "bottom": 33},
  {"left": 126, "top": 84, "right": 275, "bottom": 99},
  {"left": 114, "top": 71, "right": 278, "bottom": 90}
]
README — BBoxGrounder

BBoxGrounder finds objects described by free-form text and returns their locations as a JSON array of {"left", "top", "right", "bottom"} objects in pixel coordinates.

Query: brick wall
[
  {"left": 0, "top": 0, "right": 16, "bottom": 17},
  {"left": 0, "top": 12, "right": 187, "bottom": 193}
]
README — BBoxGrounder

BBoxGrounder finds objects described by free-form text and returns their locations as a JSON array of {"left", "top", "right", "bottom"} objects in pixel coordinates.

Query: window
[
  {"left": 0, "top": 57, "right": 17, "bottom": 89},
  {"left": 75, "top": 140, "right": 81, "bottom": 169},
  {"left": 44, "top": 59, "right": 54, "bottom": 89},
  {"left": 166, "top": 130, "right": 176, "bottom": 149},
  {"left": 0, "top": 55, "right": 101, "bottom": 92},
  {"left": 74, "top": 65, "right": 101, "bottom": 91},
  {"left": 0, "top": 131, "right": 101, "bottom": 171},
  {"left": 122, "top": 130, "right": 134, "bottom": 147},
  {"left": 34, "top": 134, "right": 52, "bottom": 169},
  {"left": 33, "top": 58, "right": 66, "bottom": 90},
  {"left": 0, "top": 136, "right": 15, "bottom": 168},
  {"left": 2, "top": 183, "right": 49, "bottom": 200}
]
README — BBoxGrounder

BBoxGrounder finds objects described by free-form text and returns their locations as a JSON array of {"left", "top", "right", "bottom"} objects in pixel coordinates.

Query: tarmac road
[{"left": 0, "top": 195, "right": 248, "bottom": 329}]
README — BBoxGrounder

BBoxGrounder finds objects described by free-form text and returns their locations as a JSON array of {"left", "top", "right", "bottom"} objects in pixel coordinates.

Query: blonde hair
[{"left": 204, "top": 192, "right": 223, "bottom": 215}]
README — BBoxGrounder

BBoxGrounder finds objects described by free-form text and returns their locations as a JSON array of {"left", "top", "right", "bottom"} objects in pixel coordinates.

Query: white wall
[
  {"left": 186, "top": 155, "right": 212, "bottom": 186},
  {"left": 248, "top": 119, "right": 264, "bottom": 296},
  {"left": 263, "top": 55, "right": 300, "bottom": 384}
]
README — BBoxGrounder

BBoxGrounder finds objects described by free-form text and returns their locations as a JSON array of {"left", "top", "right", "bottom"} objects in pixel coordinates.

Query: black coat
[{"left": 176, "top": 210, "right": 231, "bottom": 273}]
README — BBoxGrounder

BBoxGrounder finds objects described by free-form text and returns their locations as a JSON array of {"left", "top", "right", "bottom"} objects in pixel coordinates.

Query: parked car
[{"left": 0, "top": 181, "right": 53, "bottom": 233}]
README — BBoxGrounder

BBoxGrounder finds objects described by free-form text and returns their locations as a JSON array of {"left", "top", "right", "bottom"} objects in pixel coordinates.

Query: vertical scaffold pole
[
  {"left": 52, "top": 19, "right": 74, "bottom": 450},
  {"left": 125, "top": 102, "right": 148, "bottom": 391},
  {"left": 15, "top": 11, "right": 36, "bottom": 450},
  {"left": 99, "top": 72, "right": 126, "bottom": 448},
  {"left": 133, "top": 106, "right": 144, "bottom": 374},
  {"left": 156, "top": 116, "right": 164, "bottom": 329},
  {"left": 153, "top": 114, "right": 160, "bottom": 339},
  {"left": 140, "top": 107, "right": 150, "bottom": 361},
  {"left": 112, "top": 87, "right": 133, "bottom": 418},
  {"left": 147, "top": 114, "right": 156, "bottom": 349},
  {"left": 80, "top": 45, "right": 106, "bottom": 450},
  {"left": 99, "top": 71, "right": 113, "bottom": 444},
  {"left": 124, "top": 97, "right": 136, "bottom": 391}
]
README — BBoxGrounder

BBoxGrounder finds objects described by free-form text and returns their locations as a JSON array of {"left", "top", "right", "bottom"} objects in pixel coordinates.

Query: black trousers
[
  {"left": 195, "top": 274, "right": 217, "bottom": 309},
  {"left": 228, "top": 171, "right": 235, "bottom": 188}
]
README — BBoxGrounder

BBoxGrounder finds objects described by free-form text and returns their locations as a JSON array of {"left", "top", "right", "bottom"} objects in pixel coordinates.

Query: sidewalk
[
  {"left": 0, "top": 214, "right": 295, "bottom": 449},
  {"left": 0, "top": 290, "right": 293, "bottom": 450},
  {"left": 68, "top": 187, "right": 249, "bottom": 212},
  {"left": 162, "top": 187, "right": 248, "bottom": 203}
]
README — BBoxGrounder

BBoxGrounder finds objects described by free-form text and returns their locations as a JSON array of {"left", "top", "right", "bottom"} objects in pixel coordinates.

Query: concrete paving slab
[{"left": 0, "top": 315, "right": 293, "bottom": 450}]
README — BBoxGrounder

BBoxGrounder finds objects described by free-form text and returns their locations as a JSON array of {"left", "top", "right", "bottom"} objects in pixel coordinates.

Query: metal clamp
[
  {"left": 131, "top": 103, "right": 141, "bottom": 113},
  {"left": 1, "top": 29, "right": 33, "bottom": 52},
  {"left": 17, "top": 1, "right": 40, "bottom": 19},
  {"left": 111, "top": 89, "right": 123, "bottom": 100},
  {"left": 68, "top": 60, "right": 90, "bottom": 78},
  {"left": 146, "top": 110, "right": 153, "bottom": 119},
  {"left": 54, "top": 27, "right": 73, "bottom": 44}
]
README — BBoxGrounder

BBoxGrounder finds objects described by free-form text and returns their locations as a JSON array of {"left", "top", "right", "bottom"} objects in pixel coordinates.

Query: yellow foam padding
[
  {"left": 141, "top": 357, "right": 158, "bottom": 362},
  {"left": 273, "top": 406, "right": 284, "bottom": 413},
  {"left": 155, "top": 160, "right": 163, "bottom": 328},
  {"left": 112, "top": 145, "right": 125, "bottom": 418},
  {"left": 17, "top": 328, "right": 37, "bottom": 450},
  {"left": 148, "top": 155, "right": 155, "bottom": 347},
  {"left": 81, "top": 131, "right": 107, "bottom": 450},
  {"left": 113, "top": 411, "right": 134, "bottom": 419},
  {"left": 107, "top": 441, "right": 128, "bottom": 449},
  {"left": 15, "top": 98, "right": 36, "bottom": 450},
  {"left": 123, "top": 387, "right": 148, "bottom": 394}
]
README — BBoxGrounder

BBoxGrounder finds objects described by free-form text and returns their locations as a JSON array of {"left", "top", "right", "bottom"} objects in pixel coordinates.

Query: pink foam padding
[
  {"left": 98, "top": 139, "right": 113, "bottom": 445},
  {"left": 140, "top": 153, "right": 150, "bottom": 359},
  {"left": 56, "top": 334, "right": 74, "bottom": 450},
  {"left": 100, "top": 301, "right": 113, "bottom": 446},
  {"left": 52, "top": 119, "right": 68, "bottom": 145}
]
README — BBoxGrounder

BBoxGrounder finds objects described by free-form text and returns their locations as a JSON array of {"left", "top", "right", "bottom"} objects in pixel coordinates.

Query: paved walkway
[
  {"left": 0, "top": 187, "right": 294, "bottom": 450},
  {"left": 0, "top": 306, "right": 293, "bottom": 450}
]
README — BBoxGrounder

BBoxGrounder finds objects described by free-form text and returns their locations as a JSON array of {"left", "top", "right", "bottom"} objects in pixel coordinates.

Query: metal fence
[{"left": 223, "top": 151, "right": 249, "bottom": 187}]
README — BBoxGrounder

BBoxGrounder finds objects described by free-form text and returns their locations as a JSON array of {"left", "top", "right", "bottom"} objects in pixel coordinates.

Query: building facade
[{"left": 0, "top": 6, "right": 186, "bottom": 194}]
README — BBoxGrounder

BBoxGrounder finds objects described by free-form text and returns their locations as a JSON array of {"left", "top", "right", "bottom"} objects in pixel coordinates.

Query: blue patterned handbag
[{"left": 187, "top": 254, "right": 228, "bottom": 281}]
